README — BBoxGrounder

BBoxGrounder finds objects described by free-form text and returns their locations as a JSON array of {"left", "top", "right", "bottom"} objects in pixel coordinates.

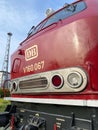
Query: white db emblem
[{"left": 25, "top": 45, "right": 38, "bottom": 61}]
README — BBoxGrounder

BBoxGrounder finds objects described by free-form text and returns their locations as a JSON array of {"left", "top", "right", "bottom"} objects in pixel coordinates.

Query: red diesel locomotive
[{"left": 0, "top": 0, "right": 98, "bottom": 129}]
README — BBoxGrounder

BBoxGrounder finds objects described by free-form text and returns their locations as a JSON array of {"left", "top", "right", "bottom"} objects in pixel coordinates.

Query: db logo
[{"left": 25, "top": 45, "right": 38, "bottom": 61}]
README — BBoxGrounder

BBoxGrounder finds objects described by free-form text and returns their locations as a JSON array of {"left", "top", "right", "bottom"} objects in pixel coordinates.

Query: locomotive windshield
[{"left": 28, "top": 1, "right": 86, "bottom": 37}]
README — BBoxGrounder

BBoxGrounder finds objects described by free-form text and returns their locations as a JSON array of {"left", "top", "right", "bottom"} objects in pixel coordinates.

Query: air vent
[{"left": 19, "top": 77, "right": 48, "bottom": 90}]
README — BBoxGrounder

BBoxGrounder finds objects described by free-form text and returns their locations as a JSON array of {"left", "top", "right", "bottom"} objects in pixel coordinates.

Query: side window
[{"left": 12, "top": 58, "right": 21, "bottom": 73}]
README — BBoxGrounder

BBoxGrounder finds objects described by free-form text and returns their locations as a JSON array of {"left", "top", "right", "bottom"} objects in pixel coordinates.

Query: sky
[{"left": 0, "top": 0, "right": 75, "bottom": 71}]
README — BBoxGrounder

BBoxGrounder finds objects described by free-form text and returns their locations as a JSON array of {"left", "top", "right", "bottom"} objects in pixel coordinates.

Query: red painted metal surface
[{"left": 10, "top": 0, "right": 98, "bottom": 100}]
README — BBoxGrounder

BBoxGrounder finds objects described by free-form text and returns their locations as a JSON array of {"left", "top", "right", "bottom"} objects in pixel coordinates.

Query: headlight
[
  {"left": 51, "top": 74, "right": 64, "bottom": 89},
  {"left": 12, "top": 82, "right": 18, "bottom": 91},
  {"left": 67, "top": 72, "right": 83, "bottom": 88}
]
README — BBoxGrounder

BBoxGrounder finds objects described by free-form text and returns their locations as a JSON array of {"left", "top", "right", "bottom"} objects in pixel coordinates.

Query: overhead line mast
[{"left": 1, "top": 32, "right": 12, "bottom": 87}]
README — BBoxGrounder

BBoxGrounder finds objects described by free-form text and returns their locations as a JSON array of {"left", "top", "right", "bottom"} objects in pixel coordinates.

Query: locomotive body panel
[{"left": 10, "top": 0, "right": 98, "bottom": 99}]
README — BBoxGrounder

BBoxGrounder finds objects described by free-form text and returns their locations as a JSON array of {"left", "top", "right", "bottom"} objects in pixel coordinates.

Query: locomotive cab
[{"left": 1, "top": 0, "right": 98, "bottom": 129}]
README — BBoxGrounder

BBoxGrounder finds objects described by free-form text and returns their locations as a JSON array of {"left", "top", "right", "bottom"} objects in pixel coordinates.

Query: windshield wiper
[{"left": 27, "top": 26, "right": 35, "bottom": 37}]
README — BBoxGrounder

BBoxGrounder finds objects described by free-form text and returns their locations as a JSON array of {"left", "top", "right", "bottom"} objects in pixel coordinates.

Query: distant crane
[{"left": 1, "top": 32, "right": 12, "bottom": 88}]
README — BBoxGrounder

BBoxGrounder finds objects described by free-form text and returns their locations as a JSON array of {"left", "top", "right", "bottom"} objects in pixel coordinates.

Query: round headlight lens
[
  {"left": 12, "top": 82, "right": 18, "bottom": 91},
  {"left": 52, "top": 74, "right": 64, "bottom": 89},
  {"left": 67, "top": 72, "right": 83, "bottom": 88}
]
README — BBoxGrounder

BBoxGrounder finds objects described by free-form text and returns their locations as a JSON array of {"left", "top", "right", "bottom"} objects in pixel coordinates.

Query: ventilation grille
[{"left": 19, "top": 77, "right": 48, "bottom": 90}]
